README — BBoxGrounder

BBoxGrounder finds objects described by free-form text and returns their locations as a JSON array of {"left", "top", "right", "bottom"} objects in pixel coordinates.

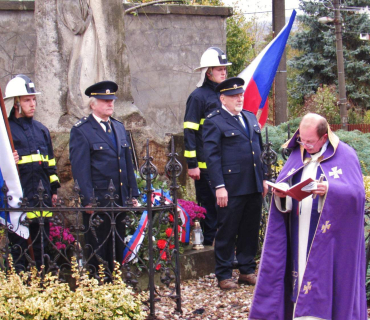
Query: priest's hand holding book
[{"left": 267, "top": 174, "right": 327, "bottom": 202}]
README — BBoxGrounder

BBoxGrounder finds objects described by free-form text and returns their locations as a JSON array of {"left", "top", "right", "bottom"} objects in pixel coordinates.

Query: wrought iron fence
[
  {"left": 0, "top": 129, "right": 287, "bottom": 317},
  {"left": 0, "top": 136, "right": 182, "bottom": 318}
]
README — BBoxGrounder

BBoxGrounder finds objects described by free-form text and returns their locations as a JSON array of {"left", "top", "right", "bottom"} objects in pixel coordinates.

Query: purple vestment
[{"left": 249, "top": 130, "right": 367, "bottom": 320}]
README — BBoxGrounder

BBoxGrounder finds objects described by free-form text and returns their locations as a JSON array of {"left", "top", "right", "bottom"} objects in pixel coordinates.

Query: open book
[{"left": 266, "top": 178, "right": 317, "bottom": 201}]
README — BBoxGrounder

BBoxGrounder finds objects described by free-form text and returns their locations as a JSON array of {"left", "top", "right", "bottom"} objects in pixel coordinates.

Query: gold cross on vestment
[
  {"left": 321, "top": 221, "right": 331, "bottom": 233},
  {"left": 303, "top": 281, "right": 312, "bottom": 294}
]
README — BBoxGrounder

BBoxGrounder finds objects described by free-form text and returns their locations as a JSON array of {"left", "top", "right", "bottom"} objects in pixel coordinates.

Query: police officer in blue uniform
[
  {"left": 203, "top": 77, "right": 268, "bottom": 290},
  {"left": 69, "top": 81, "right": 138, "bottom": 274},
  {"left": 5, "top": 74, "right": 61, "bottom": 270},
  {"left": 184, "top": 47, "right": 232, "bottom": 245}
]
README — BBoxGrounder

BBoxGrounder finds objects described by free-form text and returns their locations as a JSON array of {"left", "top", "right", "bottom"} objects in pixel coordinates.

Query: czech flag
[
  {"left": 0, "top": 109, "right": 28, "bottom": 239},
  {"left": 239, "top": 10, "right": 297, "bottom": 127}
]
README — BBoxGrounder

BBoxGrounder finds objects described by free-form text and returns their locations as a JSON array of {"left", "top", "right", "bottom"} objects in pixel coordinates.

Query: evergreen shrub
[{"left": 0, "top": 258, "right": 146, "bottom": 320}]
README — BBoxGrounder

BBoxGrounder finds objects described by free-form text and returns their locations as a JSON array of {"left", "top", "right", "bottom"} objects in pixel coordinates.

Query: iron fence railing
[
  {"left": 0, "top": 136, "right": 183, "bottom": 317},
  {"left": 0, "top": 129, "right": 287, "bottom": 317}
]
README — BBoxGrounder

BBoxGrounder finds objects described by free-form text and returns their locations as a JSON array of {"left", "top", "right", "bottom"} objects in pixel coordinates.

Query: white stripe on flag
[{"left": 0, "top": 111, "right": 29, "bottom": 239}]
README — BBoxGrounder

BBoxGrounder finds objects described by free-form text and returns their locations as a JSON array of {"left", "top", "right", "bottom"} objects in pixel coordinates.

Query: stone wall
[
  {"left": 0, "top": 1, "right": 232, "bottom": 199},
  {"left": 123, "top": 3, "right": 231, "bottom": 138},
  {"left": 0, "top": 2, "right": 35, "bottom": 96}
]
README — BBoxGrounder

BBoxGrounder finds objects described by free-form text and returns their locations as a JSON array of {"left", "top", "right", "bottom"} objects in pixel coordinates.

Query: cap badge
[
  {"left": 106, "top": 89, "right": 110, "bottom": 94},
  {"left": 233, "top": 84, "right": 237, "bottom": 89}
]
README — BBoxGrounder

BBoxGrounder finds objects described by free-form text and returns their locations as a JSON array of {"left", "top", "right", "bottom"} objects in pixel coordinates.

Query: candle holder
[{"left": 192, "top": 219, "right": 204, "bottom": 250}]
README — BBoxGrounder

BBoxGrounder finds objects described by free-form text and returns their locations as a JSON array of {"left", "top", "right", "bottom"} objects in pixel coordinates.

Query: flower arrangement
[
  {"left": 177, "top": 199, "right": 206, "bottom": 225},
  {"left": 49, "top": 222, "right": 75, "bottom": 250}
]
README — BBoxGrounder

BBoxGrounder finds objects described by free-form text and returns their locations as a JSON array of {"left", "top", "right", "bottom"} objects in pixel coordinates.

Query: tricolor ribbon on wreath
[{"left": 122, "top": 190, "right": 190, "bottom": 264}]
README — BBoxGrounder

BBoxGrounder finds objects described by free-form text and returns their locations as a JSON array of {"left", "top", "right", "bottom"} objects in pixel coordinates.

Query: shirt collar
[
  {"left": 222, "top": 105, "right": 241, "bottom": 117},
  {"left": 92, "top": 113, "right": 110, "bottom": 124}
]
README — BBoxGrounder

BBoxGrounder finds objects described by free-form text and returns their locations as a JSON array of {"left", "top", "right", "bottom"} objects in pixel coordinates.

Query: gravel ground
[
  {"left": 142, "top": 271, "right": 370, "bottom": 319},
  {"left": 142, "top": 271, "right": 254, "bottom": 320}
]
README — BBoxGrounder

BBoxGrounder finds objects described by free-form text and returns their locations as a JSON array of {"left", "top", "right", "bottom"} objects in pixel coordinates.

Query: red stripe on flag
[
  {"left": 243, "top": 79, "right": 262, "bottom": 114},
  {"left": 243, "top": 80, "right": 268, "bottom": 127}
]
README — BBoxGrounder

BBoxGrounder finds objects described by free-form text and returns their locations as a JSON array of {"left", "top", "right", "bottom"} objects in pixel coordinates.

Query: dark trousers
[
  {"left": 195, "top": 171, "right": 217, "bottom": 245},
  {"left": 8, "top": 218, "right": 50, "bottom": 271},
  {"left": 215, "top": 193, "right": 262, "bottom": 281},
  {"left": 83, "top": 210, "right": 126, "bottom": 274}
]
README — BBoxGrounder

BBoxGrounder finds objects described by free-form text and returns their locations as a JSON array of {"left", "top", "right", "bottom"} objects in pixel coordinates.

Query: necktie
[
  {"left": 233, "top": 114, "right": 249, "bottom": 137},
  {"left": 233, "top": 115, "right": 245, "bottom": 128},
  {"left": 101, "top": 121, "right": 117, "bottom": 149}
]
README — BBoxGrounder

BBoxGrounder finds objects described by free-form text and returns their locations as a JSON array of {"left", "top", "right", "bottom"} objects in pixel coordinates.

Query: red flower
[
  {"left": 156, "top": 264, "right": 161, "bottom": 270},
  {"left": 170, "top": 244, "right": 175, "bottom": 249},
  {"left": 157, "top": 239, "right": 167, "bottom": 250},
  {"left": 160, "top": 250, "right": 167, "bottom": 260},
  {"left": 165, "top": 228, "right": 173, "bottom": 238},
  {"left": 168, "top": 214, "right": 174, "bottom": 222}
]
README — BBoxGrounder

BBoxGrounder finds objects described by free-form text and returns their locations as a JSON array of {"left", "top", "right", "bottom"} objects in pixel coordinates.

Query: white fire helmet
[
  {"left": 4, "top": 74, "right": 41, "bottom": 100},
  {"left": 3, "top": 74, "right": 40, "bottom": 116},
  {"left": 194, "top": 47, "right": 232, "bottom": 87}
]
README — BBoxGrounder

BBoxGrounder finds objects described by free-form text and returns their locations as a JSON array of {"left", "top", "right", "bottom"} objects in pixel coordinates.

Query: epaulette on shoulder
[
  {"left": 74, "top": 117, "right": 88, "bottom": 127},
  {"left": 110, "top": 116, "right": 123, "bottom": 124},
  {"left": 206, "top": 109, "right": 221, "bottom": 119}
]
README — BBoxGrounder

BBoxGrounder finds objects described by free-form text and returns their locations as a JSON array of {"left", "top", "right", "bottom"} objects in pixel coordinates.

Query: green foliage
[
  {"left": 262, "top": 118, "right": 301, "bottom": 158},
  {"left": 226, "top": 13, "right": 254, "bottom": 77},
  {"left": 301, "top": 85, "right": 340, "bottom": 123},
  {"left": 288, "top": 0, "right": 370, "bottom": 112},
  {"left": 364, "top": 110, "right": 370, "bottom": 124},
  {"left": 335, "top": 130, "right": 370, "bottom": 174},
  {"left": 135, "top": 172, "right": 169, "bottom": 192},
  {"left": 0, "top": 258, "right": 146, "bottom": 319}
]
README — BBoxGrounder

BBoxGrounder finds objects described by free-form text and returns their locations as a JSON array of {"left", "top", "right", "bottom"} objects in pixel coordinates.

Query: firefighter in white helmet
[
  {"left": 183, "top": 47, "right": 232, "bottom": 246},
  {"left": 4, "top": 74, "right": 60, "bottom": 270}
]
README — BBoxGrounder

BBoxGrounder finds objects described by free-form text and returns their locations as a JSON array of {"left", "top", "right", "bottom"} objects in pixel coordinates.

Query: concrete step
[{"left": 180, "top": 246, "right": 215, "bottom": 281}]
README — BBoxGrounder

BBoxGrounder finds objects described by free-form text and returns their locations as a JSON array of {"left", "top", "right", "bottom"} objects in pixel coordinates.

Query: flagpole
[
  {"left": 0, "top": 88, "right": 35, "bottom": 261},
  {"left": 0, "top": 88, "right": 16, "bottom": 156}
]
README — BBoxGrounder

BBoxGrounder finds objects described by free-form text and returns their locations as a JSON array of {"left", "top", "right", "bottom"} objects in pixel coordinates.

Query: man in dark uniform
[
  {"left": 69, "top": 81, "right": 138, "bottom": 274},
  {"left": 184, "top": 47, "right": 232, "bottom": 245},
  {"left": 5, "top": 74, "right": 60, "bottom": 270},
  {"left": 203, "top": 77, "right": 268, "bottom": 290}
]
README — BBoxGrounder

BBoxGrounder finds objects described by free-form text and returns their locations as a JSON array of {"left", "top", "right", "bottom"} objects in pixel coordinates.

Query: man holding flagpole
[{"left": 3, "top": 74, "right": 60, "bottom": 270}]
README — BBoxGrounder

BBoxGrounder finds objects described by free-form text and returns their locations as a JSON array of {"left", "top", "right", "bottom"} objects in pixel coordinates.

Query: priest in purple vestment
[{"left": 249, "top": 113, "right": 367, "bottom": 320}]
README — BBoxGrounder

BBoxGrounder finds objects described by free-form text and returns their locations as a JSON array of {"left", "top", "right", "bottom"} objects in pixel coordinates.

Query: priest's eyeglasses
[{"left": 296, "top": 137, "right": 322, "bottom": 149}]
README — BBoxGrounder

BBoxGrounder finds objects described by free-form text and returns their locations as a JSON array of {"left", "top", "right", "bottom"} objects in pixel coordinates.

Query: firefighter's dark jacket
[
  {"left": 69, "top": 114, "right": 139, "bottom": 207},
  {"left": 8, "top": 108, "right": 60, "bottom": 208},
  {"left": 203, "top": 109, "right": 267, "bottom": 195},
  {"left": 183, "top": 78, "right": 221, "bottom": 170}
]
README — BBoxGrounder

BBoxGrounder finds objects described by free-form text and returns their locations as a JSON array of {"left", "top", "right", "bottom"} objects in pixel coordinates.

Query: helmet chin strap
[{"left": 15, "top": 97, "right": 22, "bottom": 116}]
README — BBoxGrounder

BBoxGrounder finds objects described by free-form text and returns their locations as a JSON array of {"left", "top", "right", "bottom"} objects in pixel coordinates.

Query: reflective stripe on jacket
[
  {"left": 8, "top": 108, "right": 60, "bottom": 213},
  {"left": 183, "top": 78, "right": 221, "bottom": 169}
]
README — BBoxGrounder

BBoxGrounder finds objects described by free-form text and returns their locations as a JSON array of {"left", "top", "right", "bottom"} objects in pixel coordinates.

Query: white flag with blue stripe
[{"left": 0, "top": 110, "right": 28, "bottom": 239}]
